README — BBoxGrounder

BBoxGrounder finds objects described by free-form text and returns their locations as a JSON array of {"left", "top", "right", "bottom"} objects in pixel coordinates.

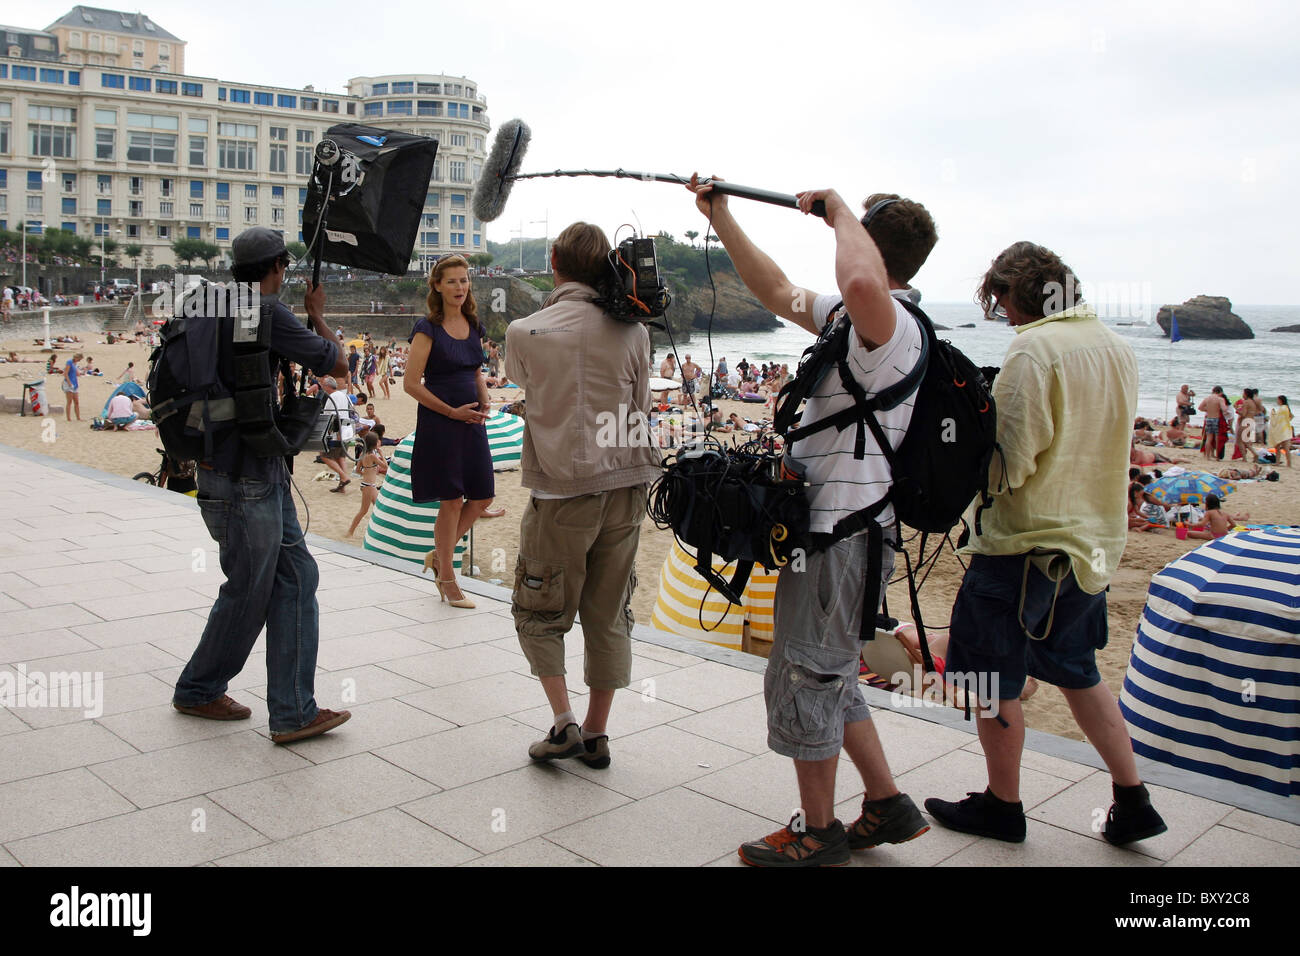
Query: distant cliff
[
  {"left": 1156, "top": 295, "right": 1254, "bottom": 340},
  {"left": 668, "top": 270, "right": 780, "bottom": 335}
]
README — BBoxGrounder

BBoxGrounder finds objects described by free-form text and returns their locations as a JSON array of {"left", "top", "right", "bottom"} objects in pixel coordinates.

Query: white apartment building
[{"left": 0, "top": 8, "right": 488, "bottom": 271}]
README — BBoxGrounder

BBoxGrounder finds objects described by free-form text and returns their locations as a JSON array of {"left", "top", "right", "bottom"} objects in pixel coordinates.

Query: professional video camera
[{"left": 595, "top": 233, "right": 671, "bottom": 322}]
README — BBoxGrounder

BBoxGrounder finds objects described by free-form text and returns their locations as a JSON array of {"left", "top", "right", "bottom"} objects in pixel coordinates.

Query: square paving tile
[
  {"left": 88, "top": 731, "right": 310, "bottom": 807},
  {"left": 895, "top": 747, "right": 1076, "bottom": 816},
  {"left": 7, "top": 672, "right": 176, "bottom": 730},
  {"left": 4, "top": 796, "right": 268, "bottom": 867},
  {"left": 938, "top": 819, "right": 1163, "bottom": 867},
  {"left": 375, "top": 716, "right": 541, "bottom": 790},
  {"left": 270, "top": 698, "right": 454, "bottom": 764},
  {"left": 1165, "top": 824, "right": 1300, "bottom": 866},
  {"left": 0, "top": 721, "right": 139, "bottom": 785},
  {"left": 638, "top": 661, "right": 765, "bottom": 713},
  {"left": 1219, "top": 808, "right": 1300, "bottom": 849},
  {"left": 314, "top": 630, "right": 435, "bottom": 671},
  {"left": 669, "top": 694, "right": 772, "bottom": 756},
  {"left": 0, "top": 767, "right": 137, "bottom": 844},
  {"left": 213, "top": 808, "right": 480, "bottom": 867},
  {"left": 399, "top": 671, "right": 546, "bottom": 726},
  {"left": 460, "top": 837, "right": 596, "bottom": 867},
  {"left": 1028, "top": 772, "right": 1236, "bottom": 861},
  {"left": 70, "top": 610, "right": 209, "bottom": 650},
  {"left": 546, "top": 787, "right": 773, "bottom": 867},
  {"left": 379, "top": 644, "right": 525, "bottom": 689},
  {"left": 208, "top": 752, "right": 439, "bottom": 842},
  {"left": 401, "top": 765, "right": 630, "bottom": 855}
]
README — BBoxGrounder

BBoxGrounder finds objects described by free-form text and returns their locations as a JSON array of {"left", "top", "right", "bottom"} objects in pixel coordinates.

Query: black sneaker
[
  {"left": 925, "top": 789, "right": 1027, "bottom": 843},
  {"left": 527, "top": 722, "right": 584, "bottom": 761},
  {"left": 1103, "top": 798, "right": 1168, "bottom": 846},
  {"left": 738, "top": 819, "right": 850, "bottom": 867},
  {"left": 848, "top": 792, "right": 930, "bottom": 849}
]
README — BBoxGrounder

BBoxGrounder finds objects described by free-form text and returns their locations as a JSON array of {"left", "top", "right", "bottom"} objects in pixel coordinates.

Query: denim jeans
[{"left": 173, "top": 469, "right": 321, "bottom": 733}]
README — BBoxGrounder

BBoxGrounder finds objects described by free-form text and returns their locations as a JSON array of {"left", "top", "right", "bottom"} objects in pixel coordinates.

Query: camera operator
[
  {"left": 505, "top": 222, "right": 661, "bottom": 770},
  {"left": 171, "top": 227, "right": 354, "bottom": 745},
  {"left": 686, "top": 175, "right": 937, "bottom": 866}
]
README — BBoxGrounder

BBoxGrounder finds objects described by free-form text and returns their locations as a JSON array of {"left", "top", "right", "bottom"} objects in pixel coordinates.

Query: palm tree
[{"left": 685, "top": 230, "right": 699, "bottom": 247}]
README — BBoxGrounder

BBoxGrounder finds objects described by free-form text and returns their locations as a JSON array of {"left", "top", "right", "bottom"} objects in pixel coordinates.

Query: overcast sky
[{"left": 30, "top": 0, "right": 1300, "bottom": 305}]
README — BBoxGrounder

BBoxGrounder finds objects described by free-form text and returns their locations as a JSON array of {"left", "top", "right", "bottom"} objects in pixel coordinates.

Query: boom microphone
[
  {"left": 472, "top": 118, "right": 825, "bottom": 223},
  {"left": 473, "top": 118, "right": 531, "bottom": 223}
]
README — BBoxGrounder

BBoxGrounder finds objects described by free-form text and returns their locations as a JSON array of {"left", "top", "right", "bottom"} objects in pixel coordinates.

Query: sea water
[{"left": 667, "top": 303, "right": 1300, "bottom": 420}]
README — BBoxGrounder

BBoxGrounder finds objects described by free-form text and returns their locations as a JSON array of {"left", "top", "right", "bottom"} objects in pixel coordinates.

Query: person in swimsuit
[
  {"left": 1185, "top": 494, "right": 1248, "bottom": 540},
  {"left": 347, "top": 432, "right": 388, "bottom": 537}
]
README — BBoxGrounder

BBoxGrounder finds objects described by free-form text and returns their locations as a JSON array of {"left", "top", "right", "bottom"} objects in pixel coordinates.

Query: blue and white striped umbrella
[{"left": 1119, "top": 528, "right": 1300, "bottom": 798}]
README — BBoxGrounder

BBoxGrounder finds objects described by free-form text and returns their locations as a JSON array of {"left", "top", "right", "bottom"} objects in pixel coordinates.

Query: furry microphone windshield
[{"left": 472, "top": 118, "right": 531, "bottom": 223}]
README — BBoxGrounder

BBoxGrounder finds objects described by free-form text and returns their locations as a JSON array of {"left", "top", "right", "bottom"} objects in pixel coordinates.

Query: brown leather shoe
[
  {"left": 173, "top": 694, "right": 252, "bottom": 721},
  {"left": 270, "top": 708, "right": 351, "bottom": 745}
]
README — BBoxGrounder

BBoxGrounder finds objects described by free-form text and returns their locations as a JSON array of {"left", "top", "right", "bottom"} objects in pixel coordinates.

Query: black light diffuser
[{"left": 302, "top": 123, "right": 438, "bottom": 275}]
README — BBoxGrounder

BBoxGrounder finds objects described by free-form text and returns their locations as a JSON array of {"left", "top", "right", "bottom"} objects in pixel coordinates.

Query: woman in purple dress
[{"left": 404, "top": 255, "right": 495, "bottom": 609}]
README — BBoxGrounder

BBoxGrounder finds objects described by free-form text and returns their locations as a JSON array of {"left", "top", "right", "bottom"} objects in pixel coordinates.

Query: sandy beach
[{"left": 2, "top": 332, "right": 1294, "bottom": 742}]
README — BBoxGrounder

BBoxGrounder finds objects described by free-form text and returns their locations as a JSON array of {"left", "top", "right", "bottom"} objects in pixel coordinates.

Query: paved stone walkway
[{"left": 0, "top": 445, "right": 1295, "bottom": 867}]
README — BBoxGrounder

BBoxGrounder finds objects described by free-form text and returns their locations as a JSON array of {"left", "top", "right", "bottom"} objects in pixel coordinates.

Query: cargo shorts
[{"left": 765, "top": 532, "right": 894, "bottom": 762}]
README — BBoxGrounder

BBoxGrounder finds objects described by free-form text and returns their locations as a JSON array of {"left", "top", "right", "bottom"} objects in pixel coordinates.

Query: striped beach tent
[
  {"left": 485, "top": 409, "right": 524, "bottom": 471},
  {"left": 1119, "top": 528, "right": 1300, "bottom": 798},
  {"left": 651, "top": 540, "right": 777, "bottom": 651},
  {"left": 362, "top": 431, "right": 468, "bottom": 567}
]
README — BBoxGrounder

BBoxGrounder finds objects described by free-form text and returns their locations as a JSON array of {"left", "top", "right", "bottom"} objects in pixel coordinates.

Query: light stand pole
[
  {"left": 531, "top": 211, "right": 549, "bottom": 273},
  {"left": 21, "top": 221, "right": 27, "bottom": 291},
  {"left": 99, "top": 217, "right": 106, "bottom": 289}
]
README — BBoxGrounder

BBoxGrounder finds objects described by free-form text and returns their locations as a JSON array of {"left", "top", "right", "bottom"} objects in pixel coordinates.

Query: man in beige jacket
[{"left": 505, "top": 222, "right": 662, "bottom": 769}]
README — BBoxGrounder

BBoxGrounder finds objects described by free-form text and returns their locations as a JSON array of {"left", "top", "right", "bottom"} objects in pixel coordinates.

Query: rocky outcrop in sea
[{"left": 1155, "top": 295, "right": 1254, "bottom": 340}]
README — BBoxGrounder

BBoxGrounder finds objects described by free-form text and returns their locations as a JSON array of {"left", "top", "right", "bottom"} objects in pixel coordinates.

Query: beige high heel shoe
[
  {"left": 422, "top": 549, "right": 439, "bottom": 575},
  {"left": 436, "top": 577, "right": 476, "bottom": 609}
]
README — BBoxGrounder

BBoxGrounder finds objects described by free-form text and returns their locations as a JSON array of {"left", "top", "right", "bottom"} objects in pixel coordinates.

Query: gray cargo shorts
[{"left": 765, "top": 531, "right": 894, "bottom": 762}]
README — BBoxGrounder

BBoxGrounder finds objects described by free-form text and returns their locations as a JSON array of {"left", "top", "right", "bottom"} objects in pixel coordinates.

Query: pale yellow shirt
[{"left": 963, "top": 304, "right": 1138, "bottom": 594}]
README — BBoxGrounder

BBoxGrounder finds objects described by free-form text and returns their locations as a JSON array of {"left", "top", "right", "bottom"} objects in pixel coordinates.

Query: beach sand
[{"left": 2, "top": 334, "right": 1294, "bottom": 742}]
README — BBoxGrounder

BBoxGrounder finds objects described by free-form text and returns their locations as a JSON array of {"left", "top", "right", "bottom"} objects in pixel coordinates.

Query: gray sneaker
[
  {"left": 579, "top": 734, "right": 610, "bottom": 769},
  {"left": 528, "top": 722, "right": 584, "bottom": 761},
  {"left": 848, "top": 792, "right": 930, "bottom": 849}
]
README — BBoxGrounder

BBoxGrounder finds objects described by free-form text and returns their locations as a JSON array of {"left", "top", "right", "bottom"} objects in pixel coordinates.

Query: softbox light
[{"left": 302, "top": 123, "right": 438, "bottom": 275}]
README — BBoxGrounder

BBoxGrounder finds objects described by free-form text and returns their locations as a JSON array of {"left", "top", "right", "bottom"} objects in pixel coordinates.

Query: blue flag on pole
[{"left": 1170, "top": 312, "right": 1183, "bottom": 343}]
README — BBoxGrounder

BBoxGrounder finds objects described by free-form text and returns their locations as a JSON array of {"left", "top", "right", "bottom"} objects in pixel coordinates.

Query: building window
[
  {"left": 95, "top": 128, "right": 114, "bottom": 160},
  {"left": 129, "top": 200, "right": 142, "bottom": 216},
  {"left": 431, "top": 161, "right": 441, "bottom": 182},
  {"left": 181, "top": 82, "right": 203, "bottom": 97},
  {"left": 216, "top": 227, "right": 229, "bottom": 241},
  {"left": 160, "top": 178, "right": 173, "bottom": 197},
  {"left": 26, "top": 195, "right": 43, "bottom": 215},
  {"left": 295, "top": 146, "right": 313, "bottom": 176},
  {"left": 244, "top": 206, "right": 257, "bottom": 223},
  {"left": 300, "top": 97, "right": 318, "bottom": 111},
  {"left": 229, "top": 89, "right": 250, "bottom": 104},
  {"left": 101, "top": 73, "right": 125, "bottom": 88},
  {"left": 450, "top": 233, "right": 464, "bottom": 247},
  {"left": 425, "top": 191, "right": 439, "bottom": 206},
  {"left": 271, "top": 186, "right": 284, "bottom": 202},
  {"left": 40, "top": 69, "right": 66, "bottom": 84},
  {"left": 190, "top": 181, "right": 204, "bottom": 198},
  {"left": 244, "top": 184, "right": 257, "bottom": 200},
  {"left": 417, "top": 100, "right": 441, "bottom": 117},
  {"left": 272, "top": 208, "right": 284, "bottom": 225},
  {"left": 392, "top": 81, "right": 413, "bottom": 94},
  {"left": 423, "top": 213, "right": 439, "bottom": 227},
  {"left": 253, "top": 92, "right": 273, "bottom": 106},
  {"left": 156, "top": 79, "right": 178, "bottom": 94},
  {"left": 13, "top": 66, "right": 37, "bottom": 82},
  {"left": 217, "top": 122, "right": 257, "bottom": 138},
  {"left": 189, "top": 136, "right": 206, "bottom": 166},
  {"left": 94, "top": 107, "right": 116, "bottom": 124},
  {"left": 450, "top": 214, "right": 465, "bottom": 230},
  {"left": 449, "top": 161, "right": 467, "bottom": 183},
  {"left": 29, "top": 124, "right": 77, "bottom": 158},
  {"left": 157, "top": 225, "right": 170, "bottom": 238},
  {"left": 421, "top": 232, "right": 439, "bottom": 245},
  {"left": 473, "top": 234, "right": 480, "bottom": 248},
  {"left": 269, "top": 144, "right": 286, "bottom": 173},
  {"left": 295, "top": 128, "right": 314, "bottom": 143},
  {"left": 387, "top": 100, "right": 412, "bottom": 116},
  {"left": 218, "top": 140, "right": 257, "bottom": 170},
  {"left": 216, "top": 204, "right": 229, "bottom": 220},
  {"left": 363, "top": 103, "right": 382, "bottom": 118},
  {"left": 298, "top": 187, "right": 307, "bottom": 204},
  {"left": 450, "top": 133, "right": 466, "bottom": 147},
  {"left": 97, "top": 198, "right": 111, "bottom": 216},
  {"left": 277, "top": 95, "right": 296, "bottom": 109},
  {"left": 61, "top": 172, "right": 76, "bottom": 193},
  {"left": 27, "top": 171, "right": 42, "bottom": 190},
  {"left": 451, "top": 193, "right": 465, "bottom": 207},
  {"left": 190, "top": 203, "right": 203, "bottom": 218},
  {"left": 62, "top": 197, "right": 76, "bottom": 215},
  {"left": 418, "top": 82, "right": 439, "bottom": 94},
  {"left": 216, "top": 182, "right": 229, "bottom": 201},
  {"left": 322, "top": 99, "right": 339, "bottom": 113},
  {"left": 129, "top": 176, "right": 143, "bottom": 195},
  {"left": 0, "top": 121, "right": 8, "bottom": 154},
  {"left": 371, "top": 83, "right": 388, "bottom": 96},
  {"left": 126, "top": 224, "right": 139, "bottom": 238},
  {"left": 159, "top": 200, "right": 173, "bottom": 217},
  {"left": 269, "top": 126, "right": 287, "bottom": 141},
  {"left": 129, "top": 76, "right": 151, "bottom": 92},
  {"left": 127, "top": 112, "right": 179, "bottom": 131},
  {"left": 97, "top": 174, "right": 112, "bottom": 193},
  {"left": 127, "top": 132, "right": 177, "bottom": 164},
  {"left": 68, "top": 71, "right": 81, "bottom": 86}
]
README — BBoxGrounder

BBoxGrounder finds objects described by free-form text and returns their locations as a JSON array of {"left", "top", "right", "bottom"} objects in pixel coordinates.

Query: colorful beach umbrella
[
  {"left": 1119, "top": 527, "right": 1300, "bottom": 798},
  {"left": 651, "top": 540, "right": 777, "bottom": 651},
  {"left": 1145, "top": 471, "right": 1235, "bottom": 507}
]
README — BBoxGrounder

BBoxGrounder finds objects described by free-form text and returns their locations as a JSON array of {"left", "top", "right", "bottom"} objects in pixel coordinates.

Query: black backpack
[{"left": 773, "top": 297, "right": 1001, "bottom": 664}]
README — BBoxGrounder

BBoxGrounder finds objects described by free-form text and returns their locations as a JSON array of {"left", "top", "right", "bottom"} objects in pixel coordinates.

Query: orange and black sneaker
[
  {"left": 738, "top": 818, "right": 850, "bottom": 867},
  {"left": 848, "top": 792, "right": 930, "bottom": 849}
]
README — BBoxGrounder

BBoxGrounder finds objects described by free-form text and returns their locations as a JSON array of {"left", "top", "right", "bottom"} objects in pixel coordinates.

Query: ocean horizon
[{"left": 664, "top": 302, "right": 1300, "bottom": 421}]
